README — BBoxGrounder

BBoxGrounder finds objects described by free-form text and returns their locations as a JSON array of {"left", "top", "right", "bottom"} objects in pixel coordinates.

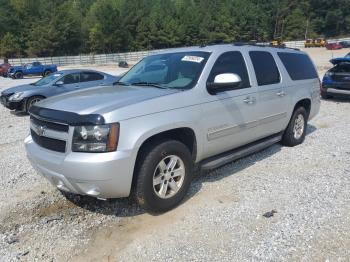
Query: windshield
[
  {"left": 33, "top": 73, "right": 63, "bottom": 86},
  {"left": 118, "top": 51, "right": 210, "bottom": 90}
]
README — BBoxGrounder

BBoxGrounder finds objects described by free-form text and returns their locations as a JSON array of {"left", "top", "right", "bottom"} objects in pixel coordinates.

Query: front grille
[
  {"left": 31, "top": 129, "right": 66, "bottom": 153},
  {"left": 30, "top": 116, "right": 68, "bottom": 153},
  {"left": 30, "top": 116, "right": 69, "bottom": 132}
]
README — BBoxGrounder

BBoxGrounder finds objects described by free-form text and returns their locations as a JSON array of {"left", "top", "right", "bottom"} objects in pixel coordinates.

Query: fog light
[
  {"left": 56, "top": 180, "right": 69, "bottom": 192},
  {"left": 86, "top": 188, "right": 101, "bottom": 196}
]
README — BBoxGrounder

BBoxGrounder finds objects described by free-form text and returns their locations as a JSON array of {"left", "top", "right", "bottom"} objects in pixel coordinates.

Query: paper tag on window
[{"left": 181, "top": 56, "right": 204, "bottom": 63}]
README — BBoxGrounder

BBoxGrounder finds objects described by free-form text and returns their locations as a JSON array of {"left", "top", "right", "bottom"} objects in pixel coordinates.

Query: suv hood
[{"left": 37, "top": 85, "right": 179, "bottom": 115}]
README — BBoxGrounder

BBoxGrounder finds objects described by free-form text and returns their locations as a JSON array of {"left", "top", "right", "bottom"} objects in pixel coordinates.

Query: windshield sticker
[{"left": 181, "top": 56, "right": 204, "bottom": 63}]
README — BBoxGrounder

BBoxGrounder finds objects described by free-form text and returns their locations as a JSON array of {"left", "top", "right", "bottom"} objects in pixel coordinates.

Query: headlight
[
  {"left": 9, "top": 92, "right": 24, "bottom": 101},
  {"left": 324, "top": 71, "right": 333, "bottom": 77},
  {"left": 72, "top": 123, "right": 119, "bottom": 153}
]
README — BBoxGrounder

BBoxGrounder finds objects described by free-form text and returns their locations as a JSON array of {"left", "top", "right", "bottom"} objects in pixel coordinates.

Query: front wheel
[
  {"left": 321, "top": 92, "right": 330, "bottom": 99},
  {"left": 134, "top": 140, "right": 193, "bottom": 213},
  {"left": 281, "top": 107, "right": 308, "bottom": 147},
  {"left": 14, "top": 71, "right": 23, "bottom": 79},
  {"left": 26, "top": 96, "right": 44, "bottom": 113}
]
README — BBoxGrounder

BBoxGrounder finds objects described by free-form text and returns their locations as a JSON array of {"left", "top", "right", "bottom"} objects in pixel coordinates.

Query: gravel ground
[{"left": 0, "top": 52, "right": 349, "bottom": 261}]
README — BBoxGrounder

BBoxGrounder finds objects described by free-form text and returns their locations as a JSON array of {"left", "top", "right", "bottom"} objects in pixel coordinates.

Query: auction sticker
[{"left": 181, "top": 56, "right": 204, "bottom": 63}]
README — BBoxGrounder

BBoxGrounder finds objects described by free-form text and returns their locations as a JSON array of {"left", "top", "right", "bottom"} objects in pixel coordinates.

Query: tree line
[{"left": 0, "top": 0, "right": 349, "bottom": 58}]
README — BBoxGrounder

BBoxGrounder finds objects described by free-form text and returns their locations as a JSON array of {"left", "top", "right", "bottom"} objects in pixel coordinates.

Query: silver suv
[{"left": 25, "top": 44, "right": 320, "bottom": 212}]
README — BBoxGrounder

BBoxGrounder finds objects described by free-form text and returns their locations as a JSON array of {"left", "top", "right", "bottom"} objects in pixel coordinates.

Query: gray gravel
[{"left": 0, "top": 66, "right": 350, "bottom": 261}]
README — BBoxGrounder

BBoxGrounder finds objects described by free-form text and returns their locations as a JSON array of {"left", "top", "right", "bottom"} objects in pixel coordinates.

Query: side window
[
  {"left": 80, "top": 72, "right": 104, "bottom": 82},
  {"left": 278, "top": 52, "right": 318, "bottom": 80},
  {"left": 63, "top": 73, "right": 80, "bottom": 84},
  {"left": 33, "top": 62, "right": 40, "bottom": 67},
  {"left": 208, "top": 51, "right": 250, "bottom": 89},
  {"left": 249, "top": 51, "right": 280, "bottom": 86}
]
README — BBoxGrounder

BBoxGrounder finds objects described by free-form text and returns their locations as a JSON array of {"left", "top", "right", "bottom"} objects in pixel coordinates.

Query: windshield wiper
[
  {"left": 131, "top": 82, "right": 167, "bottom": 89},
  {"left": 113, "top": 81, "right": 130, "bottom": 86}
]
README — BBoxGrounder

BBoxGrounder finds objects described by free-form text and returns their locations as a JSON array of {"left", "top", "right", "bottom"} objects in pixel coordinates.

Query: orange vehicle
[
  {"left": 314, "top": 38, "right": 327, "bottom": 47},
  {"left": 304, "top": 39, "right": 315, "bottom": 48}
]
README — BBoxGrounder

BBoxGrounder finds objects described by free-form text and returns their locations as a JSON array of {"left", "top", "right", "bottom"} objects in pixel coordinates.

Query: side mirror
[
  {"left": 55, "top": 80, "right": 64, "bottom": 86},
  {"left": 207, "top": 73, "right": 242, "bottom": 94}
]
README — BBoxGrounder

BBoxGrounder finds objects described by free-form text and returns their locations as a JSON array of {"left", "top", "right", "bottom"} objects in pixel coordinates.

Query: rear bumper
[
  {"left": 24, "top": 135, "right": 136, "bottom": 199},
  {"left": 0, "top": 96, "right": 24, "bottom": 110}
]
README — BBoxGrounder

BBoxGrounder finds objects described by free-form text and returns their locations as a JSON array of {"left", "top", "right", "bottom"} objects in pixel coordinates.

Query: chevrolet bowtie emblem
[{"left": 36, "top": 125, "right": 46, "bottom": 136}]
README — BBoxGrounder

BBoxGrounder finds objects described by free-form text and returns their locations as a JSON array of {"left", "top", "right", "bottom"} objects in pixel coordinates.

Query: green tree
[{"left": 0, "top": 32, "right": 20, "bottom": 58}]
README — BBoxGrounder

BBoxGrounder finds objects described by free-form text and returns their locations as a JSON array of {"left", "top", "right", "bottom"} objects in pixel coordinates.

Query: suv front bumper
[
  {"left": 24, "top": 135, "right": 136, "bottom": 199},
  {"left": 322, "top": 83, "right": 350, "bottom": 98}
]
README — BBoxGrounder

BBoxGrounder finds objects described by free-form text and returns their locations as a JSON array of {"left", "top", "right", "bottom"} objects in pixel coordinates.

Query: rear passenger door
[
  {"left": 201, "top": 51, "right": 260, "bottom": 158},
  {"left": 79, "top": 72, "right": 105, "bottom": 89},
  {"left": 249, "top": 51, "right": 288, "bottom": 139}
]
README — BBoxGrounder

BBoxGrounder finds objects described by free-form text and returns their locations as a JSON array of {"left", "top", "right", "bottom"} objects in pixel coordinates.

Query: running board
[{"left": 200, "top": 133, "right": 282, "bottom": 171}]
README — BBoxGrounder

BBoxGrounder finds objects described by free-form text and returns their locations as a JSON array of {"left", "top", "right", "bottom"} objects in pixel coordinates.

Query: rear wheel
[
  {"left": 14, "top": 71, "right": 23, "bottom": 79},
  {"left": 281, "top": 107, "right": 307, "bottom": 147},
  {"left": 26, "top": 96, "right": 44, "bottom": 113},
  {"left": 134, "top": 140, "right": 193, "bottom": 212}
]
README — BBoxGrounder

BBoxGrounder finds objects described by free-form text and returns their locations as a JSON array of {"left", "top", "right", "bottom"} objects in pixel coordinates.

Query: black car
[
  {"left": 118, "top": 61, "right": 129, "bottom": 68},
  {"left": 321, "top": 58, "right": 350, "bottom": 99}
]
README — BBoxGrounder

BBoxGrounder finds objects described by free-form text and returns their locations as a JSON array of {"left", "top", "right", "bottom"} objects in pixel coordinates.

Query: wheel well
[
  {"left": 131, "top": 127, "right": 197, "bottom": 192},
  {"left": 137, "top": 128, "right": 197, "bottom": 161},
  {"left": 294, "top": 99, "right": 311, "bottom": 118}
]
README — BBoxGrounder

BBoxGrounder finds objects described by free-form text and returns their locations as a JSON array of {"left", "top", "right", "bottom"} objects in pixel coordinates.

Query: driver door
[
  {"left": 201, "top": 51, "right": 260, "bottom": 158},
  {"left": 53, "top": 73, "right": 80, "bottom": 95}
]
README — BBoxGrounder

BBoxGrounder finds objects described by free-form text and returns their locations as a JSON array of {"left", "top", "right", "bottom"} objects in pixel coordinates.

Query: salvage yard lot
[{"left": 0, "top": 48, "right": 350, "bottom": 261}]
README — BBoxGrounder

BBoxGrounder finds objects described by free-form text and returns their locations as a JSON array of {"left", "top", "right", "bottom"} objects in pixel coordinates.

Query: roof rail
[{"left": 199, "top": 41, "right": 300, "bottom": 51}]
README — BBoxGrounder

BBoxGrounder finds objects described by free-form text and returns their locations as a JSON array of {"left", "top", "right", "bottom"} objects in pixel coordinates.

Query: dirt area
[{"left": 0, "top": 48, "right": 349, "bottom": 261}]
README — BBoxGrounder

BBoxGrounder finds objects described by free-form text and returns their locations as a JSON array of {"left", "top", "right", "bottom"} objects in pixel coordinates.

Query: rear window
[
  {"left": 278, "top": 52, "right": 318, "bottom": 80},
  {"left": 249, "top": 51, "right": 280, "bottom": 86}
]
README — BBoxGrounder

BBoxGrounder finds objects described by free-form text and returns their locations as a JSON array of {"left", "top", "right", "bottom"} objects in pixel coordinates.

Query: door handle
[
  {"left": 277, "top": 91, "right": 286, "bottom": 97},
  {"left": 243, "top": 96, "right": 255, "bottom": 104}
]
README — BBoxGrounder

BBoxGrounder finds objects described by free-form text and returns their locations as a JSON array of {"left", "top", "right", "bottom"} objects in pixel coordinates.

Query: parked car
[
  {"left": 339, "top": 41, "right": 350, "bottom": 48},
  {"left": 0, "top": 70, "right": 117, "bottom": 113},
  {"left": 314, "top": 38, "right": 327, "bottom": 47},
  {"left": 8, "top": 62, "right": 57, "bottom": 79},
  {"left": 25, "top": 44, "right": 320, "bottom": 212},
  {"left": 118, "top": 61, "right": 129, "bottom": 68},
  {"left": 326, "top": 42, "right": 343, "bottom": 50},
  {"left": 321, "top": 57, "right": 350, "bottom": 99},
  {"left": 304, "top": 39, "right": 315, "bottom": 48},
  {"left": 0, "top": 62, "right": 11, "bottom": 77}
]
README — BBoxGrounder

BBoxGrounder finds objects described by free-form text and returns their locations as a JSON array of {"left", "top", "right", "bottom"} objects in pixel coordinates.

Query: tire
[
  {"left": 134, "top": 140, "right": 194, "bottom": 213},
  {"left": 14, "top": 71, "right": 23, "bottom": 79},
  {"left": 43, "top": 70, "right": 51, "bottom": 77},
  {"left": 321, "top": 92, "right": 330, "bottom": 99},
  {"left": 26, "top": 96, "right": 44, "bottom": 113},
  {"left": 281, "top": 107, "right": 308, "bottom": 147}
]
